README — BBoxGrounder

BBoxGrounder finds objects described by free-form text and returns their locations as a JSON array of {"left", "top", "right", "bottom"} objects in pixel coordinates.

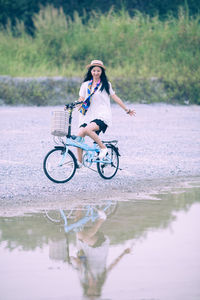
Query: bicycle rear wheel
[
  {"left": 43, "top": 148, "right": 76, "bottom": 183},
  {"left": 97, "top": 145, "right": 119, "bottom": 179}
]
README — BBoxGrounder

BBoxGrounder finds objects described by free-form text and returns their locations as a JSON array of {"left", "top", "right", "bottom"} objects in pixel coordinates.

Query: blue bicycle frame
[
  {"left": 59, "top": 202, "right": 113, "bottom": 233},
  {"left": 64, "top": 137, "right": 111, "bottom": 165}
]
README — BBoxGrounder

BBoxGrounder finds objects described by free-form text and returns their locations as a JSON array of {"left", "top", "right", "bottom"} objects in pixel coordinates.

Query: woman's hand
[
  {"left": 125, "top": 108, "right": 136, "bottom": 116},
  {"left": 77, "top": 97, "right": 85, "bottom": 109}
]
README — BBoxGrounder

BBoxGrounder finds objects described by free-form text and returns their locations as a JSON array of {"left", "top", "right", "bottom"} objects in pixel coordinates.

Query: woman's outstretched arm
[{"left": 111, "top": 94, "right": 136, "bottom": 116}]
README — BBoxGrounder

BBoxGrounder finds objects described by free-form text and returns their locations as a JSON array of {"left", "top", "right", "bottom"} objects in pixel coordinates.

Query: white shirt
[
  {"left": 76, "top": 236, "right": 110, "bottom": 280},
  {"left": 78, "top": 81, "right": 115, "bottom": 127}
]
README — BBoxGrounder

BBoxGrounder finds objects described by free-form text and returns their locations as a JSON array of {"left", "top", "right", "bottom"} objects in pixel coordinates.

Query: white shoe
[
  {"left": 99, "top": 148, "right": 108, "bottom": 160},
  {"left": 97, "top": 210, "right": 107, "bottom": 220}
]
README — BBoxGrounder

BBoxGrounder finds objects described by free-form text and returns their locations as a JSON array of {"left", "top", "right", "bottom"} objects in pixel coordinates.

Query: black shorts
[{"left": 80, "top": 119, "right": 108, "bottom": 135}]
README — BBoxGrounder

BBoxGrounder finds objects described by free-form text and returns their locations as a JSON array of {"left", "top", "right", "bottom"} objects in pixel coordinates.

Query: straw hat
[{"left": 86, "top": 60, "right": 106, "bottom": 70}]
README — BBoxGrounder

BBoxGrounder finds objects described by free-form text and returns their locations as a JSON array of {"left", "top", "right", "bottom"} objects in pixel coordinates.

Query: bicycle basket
[{"left": 51, "top": 111, "right": 69, "bottom": 136}]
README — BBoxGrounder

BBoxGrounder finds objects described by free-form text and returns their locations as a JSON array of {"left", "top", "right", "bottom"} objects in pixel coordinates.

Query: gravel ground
[{"left": 0, "top": 103, "right": 200, "bottom": 214}]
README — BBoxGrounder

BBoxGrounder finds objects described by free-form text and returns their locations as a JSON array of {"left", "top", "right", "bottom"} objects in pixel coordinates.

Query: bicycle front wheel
[
  {"left": 44, "top": 209, "right": 77, "bottom": 224},
  {"left": 43, "top": 148, "right": 76, "bottom": 183},
  {"left": 97, "top": 145, "right": 119, "bottom": 179}
]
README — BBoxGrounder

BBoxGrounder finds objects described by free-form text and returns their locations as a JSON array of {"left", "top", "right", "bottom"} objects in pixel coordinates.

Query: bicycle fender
[
  {"left": 106, "top": 143, "right": 120, "bottom": 156},
  {"left": 54, "top": 146, "right": 66, "bottom": 150}
]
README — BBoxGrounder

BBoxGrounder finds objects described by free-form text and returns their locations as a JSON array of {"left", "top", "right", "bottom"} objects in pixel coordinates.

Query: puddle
[{"left": 0, "top": 188, "right": 200, "bottom": 300}]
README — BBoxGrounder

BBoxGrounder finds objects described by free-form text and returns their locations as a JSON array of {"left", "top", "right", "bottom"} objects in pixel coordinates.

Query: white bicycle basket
[{"left": 51, "top": 111, "right": 69, "bottom": 136}]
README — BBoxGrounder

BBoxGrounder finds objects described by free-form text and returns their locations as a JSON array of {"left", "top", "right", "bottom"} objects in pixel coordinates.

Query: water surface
[{"left": 0, "top": 188, "right": 200, "bottom": 300}]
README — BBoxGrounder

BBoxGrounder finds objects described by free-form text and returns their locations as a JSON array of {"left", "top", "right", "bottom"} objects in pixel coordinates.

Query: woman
[{"left": 77, "top": 59, "right": 135, "bottom": 167}]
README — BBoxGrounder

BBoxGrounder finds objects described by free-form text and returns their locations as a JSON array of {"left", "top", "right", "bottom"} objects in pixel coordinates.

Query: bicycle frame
[
  {"left": 64, "top": 137, "right": 112, "bottom": 165},
  {"left": 61, "top": 206, "right": 98, "bottom": 233},
  {"left": 58, "top": 202, "right": 114, "bottom": 233},
  {"left": 66, "top": 137, "right": 99, "bottom": 152}
]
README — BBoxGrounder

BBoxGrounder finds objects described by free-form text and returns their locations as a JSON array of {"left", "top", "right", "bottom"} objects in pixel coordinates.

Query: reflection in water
[
  {"left": 46, "top": 201, "right": 132, "bottom": 298},
  {"left": 71, "top": 209, "right": 113, "bottom": 298},
  {"left": 50, "top": 203, "right": 132, "bottom": 299},
  {"left": 0, "top": 187, "right": 200, "bottom": 300}
]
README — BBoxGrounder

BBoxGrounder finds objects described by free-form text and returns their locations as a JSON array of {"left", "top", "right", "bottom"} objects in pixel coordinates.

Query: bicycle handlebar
[{"left": 65, "top": 101, "right": 83, "bottom": 110}]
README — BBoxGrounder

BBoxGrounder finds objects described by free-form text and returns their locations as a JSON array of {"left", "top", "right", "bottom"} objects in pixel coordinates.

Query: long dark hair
[{"left": 83, "top": 66, "right": 110, "bottom": 95}]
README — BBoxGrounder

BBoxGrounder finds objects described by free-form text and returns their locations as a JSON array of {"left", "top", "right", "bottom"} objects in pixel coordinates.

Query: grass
[{"left": 0, "top": 6, "right": 200, "bottom": 104}]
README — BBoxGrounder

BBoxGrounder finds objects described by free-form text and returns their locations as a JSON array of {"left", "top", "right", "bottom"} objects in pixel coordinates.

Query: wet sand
[{"left": 0, "top": 104, "right": 200, "bottom": 214}]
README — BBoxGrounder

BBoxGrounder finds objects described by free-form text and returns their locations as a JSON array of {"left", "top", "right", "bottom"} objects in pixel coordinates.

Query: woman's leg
[
  {"left": 83, "top": 122, "right": 107, "bottom": 149},
  {"left": 77, "top": 127, "right": 86, "bottom": 163},
  {"left": 77, "top": 122, "right": 107, "bottom": 163}
]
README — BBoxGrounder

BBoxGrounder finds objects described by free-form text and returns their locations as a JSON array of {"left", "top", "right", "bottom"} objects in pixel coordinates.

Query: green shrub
[{"left": 0, "top": 6, "right": 200, "bottom": 104}]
